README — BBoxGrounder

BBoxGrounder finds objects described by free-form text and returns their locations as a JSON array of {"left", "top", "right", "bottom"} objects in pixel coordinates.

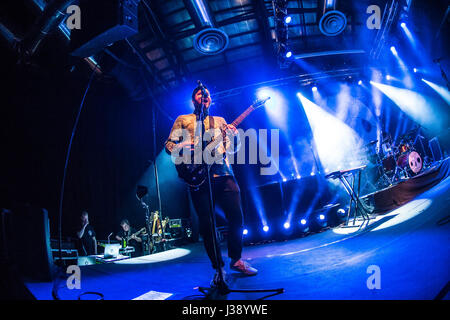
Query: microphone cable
[{"left": 53, "top": 62, "right": 99, "bottom": 300}]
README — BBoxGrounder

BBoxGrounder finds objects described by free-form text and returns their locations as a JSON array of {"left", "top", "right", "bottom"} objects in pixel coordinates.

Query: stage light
[
  {"left": 285, "top": 51, "right": 292, "bottom": 58},
  {"left": 422, "top": 78, "right": 450, "bottom": 105},
  {"left": 300, "top": 219, "right": 307, "bottom": 225},
  {"left": 370, "top": 81, "right": 444, "bottom": 130},
  {"left": 358, "top": 80, "right": 363, "bottom": 85},
  {"left": 310, "top": 172, "right": 315, "bottom": 176},
  {"left": 263, "top": 225, "right": 269, "bottom": 232},
  {"left": 283, "top": 222, "right": 291, "bottom": 229},
  {"left": 256, "top": 87, "right": 288, "bottom": 131},
  {"left": 319, "top": 214, "right": 325, "bottom": 220},
  {"left": 413, "top": 68, "right": 417, "bottom": 73},
  {"left": 337, "top": 208, "right": 346, "bottom": 216},
  {"left": 399, "top": 22, "right": 416, "bottom": 49},
  {"left": 386, "top": 75, "right": 391, "bottom": 80},
  {"left": 312, "top": 86, "right": 318, "bottom": 92},
  {"left": 284, "top": 15, "right": 292, "bottom": 24},
  {"left": 390, "top": 46, "right": 397, "bottom": 55},
  {"left": 243, "top": 229, "right": 248, "bottom": 235},
  {"left": 297, "top": 92, "right": 365, "bottom": 174},
  {"left": 296, "top": 174, "right": 301, "bottom": 179},
  {"left": 282, "top": 178, "right": 287, "bottom": 182}
]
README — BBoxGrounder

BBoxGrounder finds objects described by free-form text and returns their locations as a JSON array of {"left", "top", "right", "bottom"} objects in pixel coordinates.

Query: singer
[{"left": 164, "top": 83, "right": 258, "bottom": 286}]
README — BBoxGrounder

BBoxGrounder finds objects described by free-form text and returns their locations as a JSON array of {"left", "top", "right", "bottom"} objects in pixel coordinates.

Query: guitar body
[{"left": 175, "top": 159, "right": 209, "bottom": 188}]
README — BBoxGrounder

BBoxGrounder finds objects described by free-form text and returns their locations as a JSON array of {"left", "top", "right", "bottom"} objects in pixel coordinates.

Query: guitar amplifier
[{"left": 168, "top": 219, "right": 182, "bottom": 228}]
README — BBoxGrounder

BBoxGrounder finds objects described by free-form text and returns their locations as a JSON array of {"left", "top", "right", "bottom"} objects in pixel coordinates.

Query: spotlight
[
  {"left": 312, "top": 86, "right": 318, "bottom": 92},
  {"left": 390, "top": 46, "right": 397, "bottom": 55},
  {"left": 282, "top": 178, "right": 287, "bottom": 182},
  {"left": 243, "top": 229, "right": 248, "bottom": 235},
  {"left": 310, "top": 172, "right": 315, "bottom": 176},
  {"left": 284, "top": 15, "right": 292, "bottom": 24},
  {"left": 285, "top": 50, "right": 292, "bottom": 58},
  {"left": 300, "top": 219, "right": 307, "bottom": 225},
  {"left": 358, "top": 80, "right": 363, "bottom": 85},
  {"left": 319, "top": 214, "right": 325, "bottom": 220},
  {"left": 400, "top": 22, "right": 406, "bottom": 28},
  {"left": 386, "top": 75, "right": 391, "bottom": 80},
  {"left": 337, "top": 208, "right": 346, "bottom": 216},
  {"left": 413, "top": 68, "right": 417, "bottom": 73},
  {"left": 296, "top": 174, "right": 301, "bottom": 179},
  {"left": 263, "top": 225, "right": 269, "bottom": 232},
  {"left": 283, "top": 222, "right": 290, "bottom": 229}
]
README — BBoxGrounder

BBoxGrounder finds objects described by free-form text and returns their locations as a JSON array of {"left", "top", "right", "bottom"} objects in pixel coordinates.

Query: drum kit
[{"left": 364, "top": 127, "right": 428, "bottom": 188}]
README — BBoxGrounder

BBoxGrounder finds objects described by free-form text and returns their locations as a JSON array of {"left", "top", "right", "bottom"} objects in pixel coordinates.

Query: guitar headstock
[{"left": 251, "top": 97, "right": 271, "bottom": 109}]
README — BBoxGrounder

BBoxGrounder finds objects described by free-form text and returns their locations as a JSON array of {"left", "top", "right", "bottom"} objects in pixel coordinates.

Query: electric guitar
[
  {"left": 124, "top": 227, "right": 146, "bottom": 242},
  {"left": 175, "top": 97, "right": 269, "bottom": 187}
]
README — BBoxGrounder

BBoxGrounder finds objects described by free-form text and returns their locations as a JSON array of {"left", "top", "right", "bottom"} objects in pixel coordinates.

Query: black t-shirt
[
  {"left": 79, "top": 224, "right": 96, "bottom": 256},
  {"left": 117, "top": 227, "right": 139, "bottom": 247}
]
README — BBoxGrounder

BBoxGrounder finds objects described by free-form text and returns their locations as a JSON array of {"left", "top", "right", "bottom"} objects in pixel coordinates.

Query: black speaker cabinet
[
  {"left": 8, "top": 205, "right": 54, "bottom": 282},
  {"left": 70, "top": 0, "right": 140, "bottom": 57}
]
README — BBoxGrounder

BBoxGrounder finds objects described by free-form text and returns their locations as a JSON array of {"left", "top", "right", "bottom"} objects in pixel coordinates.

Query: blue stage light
[
  {"left": 263, "top": 225, "right": 269, "bottom": 232},
  {"left": 390, "top": 46, "right": 397, "bottom": 55},
  {"left": 283, "top": 222, "right": 291, "bottom": 229},
  {"left": 296, "top": 174, "right": 301, "bottom": 179},
  {"left": 386, "top": 75, "right": 391, "bottom": 80},
  {"left": 312, "top": 86, "right": 318, "bottom": 92},
  {"left": 400, "top": 22, "right": 406, "bottom": 28},
  {"left": 358, "top": 80, "right": 363, "bottom": 85},
  {"left": 300, "top": 219, "right": 307, "bottom": 225},
  {"left": 286, "top": 51, "right": 292, "bottom": 58},
  {"left": 319, "top": 214, "right": 325, "bottom": 220},
  {"left": 413, "top": 68, "right": 417, "bottom": 73},
  {"left": 284, "top": 15, "right": 292, "bottom": 24},
  {"left": 243, "top": 229, "right": 248, "bottom": 235}
]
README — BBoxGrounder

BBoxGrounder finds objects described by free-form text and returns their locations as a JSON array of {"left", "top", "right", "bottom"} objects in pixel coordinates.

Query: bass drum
[
  {"left": 397, "top": 151, "right": 423, "bottom": 175},
  {"left": 382, "top": 155, "right": 396, "bottom": 174}
]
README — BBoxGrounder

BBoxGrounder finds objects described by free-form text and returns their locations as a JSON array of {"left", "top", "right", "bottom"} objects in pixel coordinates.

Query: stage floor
[{"left": 26, "top": 175, "right": 450, "bottom": 300}]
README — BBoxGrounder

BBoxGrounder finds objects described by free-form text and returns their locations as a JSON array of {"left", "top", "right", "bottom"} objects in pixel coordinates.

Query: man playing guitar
[
  {"left": 165, "top": 84, "right": 257, "bottom": 285},
  {"left": 115, "top": 219, "right": 143, "bottom": 257}
]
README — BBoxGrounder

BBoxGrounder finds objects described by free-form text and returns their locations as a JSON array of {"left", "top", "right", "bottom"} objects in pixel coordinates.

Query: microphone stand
[
  {"left": 107, "top": 233, "right": 113, "bottom": 244},
  {"left": 196, "top": 81, "right": 284, "bottom": 299}
]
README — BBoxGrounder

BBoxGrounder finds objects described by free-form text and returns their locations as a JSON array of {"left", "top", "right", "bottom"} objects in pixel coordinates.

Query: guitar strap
[{"left": 208, "top": 115, "right": 215, "bottom": 140}]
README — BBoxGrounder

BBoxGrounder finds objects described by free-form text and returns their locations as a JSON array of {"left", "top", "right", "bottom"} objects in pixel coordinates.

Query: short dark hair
[
  {"left": 191, "top": 85, "right": 208, "bottom": 101},
  {"left": 120, "top": 219, "right": 130, "bottom": 226}
]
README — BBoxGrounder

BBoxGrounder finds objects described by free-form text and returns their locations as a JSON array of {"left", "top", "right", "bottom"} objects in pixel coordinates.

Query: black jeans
[{"left": 190, "top": 175, "right": 244, "bottom": 270}]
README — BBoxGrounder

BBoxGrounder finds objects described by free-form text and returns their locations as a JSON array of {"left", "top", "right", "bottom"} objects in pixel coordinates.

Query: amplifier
[{"left": 168, "top": 219, "right": 182, "bottom": 228}]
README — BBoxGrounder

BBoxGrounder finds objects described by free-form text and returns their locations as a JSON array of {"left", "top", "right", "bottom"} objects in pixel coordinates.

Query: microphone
[
  {"left": 197, "top": 80, "right": 208, "bottom": 96},
  {"left": 107, "top": 232, "right": 113, "bottom": 244}
]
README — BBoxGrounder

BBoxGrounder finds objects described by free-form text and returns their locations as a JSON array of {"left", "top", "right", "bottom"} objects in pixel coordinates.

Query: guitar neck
[{"left": 231, "top": 105, "right": 255, "bottom": 128}]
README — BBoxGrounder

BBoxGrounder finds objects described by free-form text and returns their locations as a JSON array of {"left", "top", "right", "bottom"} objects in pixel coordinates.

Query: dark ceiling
[{"left": 1, "top": 0, "right": 448, "bottom": 101}]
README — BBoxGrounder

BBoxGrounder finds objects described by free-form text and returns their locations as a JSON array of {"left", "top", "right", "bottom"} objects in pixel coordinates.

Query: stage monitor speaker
[
  {"left": 429, "top": 137, "right": 443, "bottom": 162},
  {"left": 70, "top": 0, "right": 141, "bottom": 57},
  {"left": 8, "top": 205, "right": 54, "bottom": 282}
]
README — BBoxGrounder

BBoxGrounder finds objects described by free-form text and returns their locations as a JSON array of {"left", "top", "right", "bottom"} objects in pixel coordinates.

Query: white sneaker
[{"left": 230, "top": 259, "right": 258, "bottom": 276}]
